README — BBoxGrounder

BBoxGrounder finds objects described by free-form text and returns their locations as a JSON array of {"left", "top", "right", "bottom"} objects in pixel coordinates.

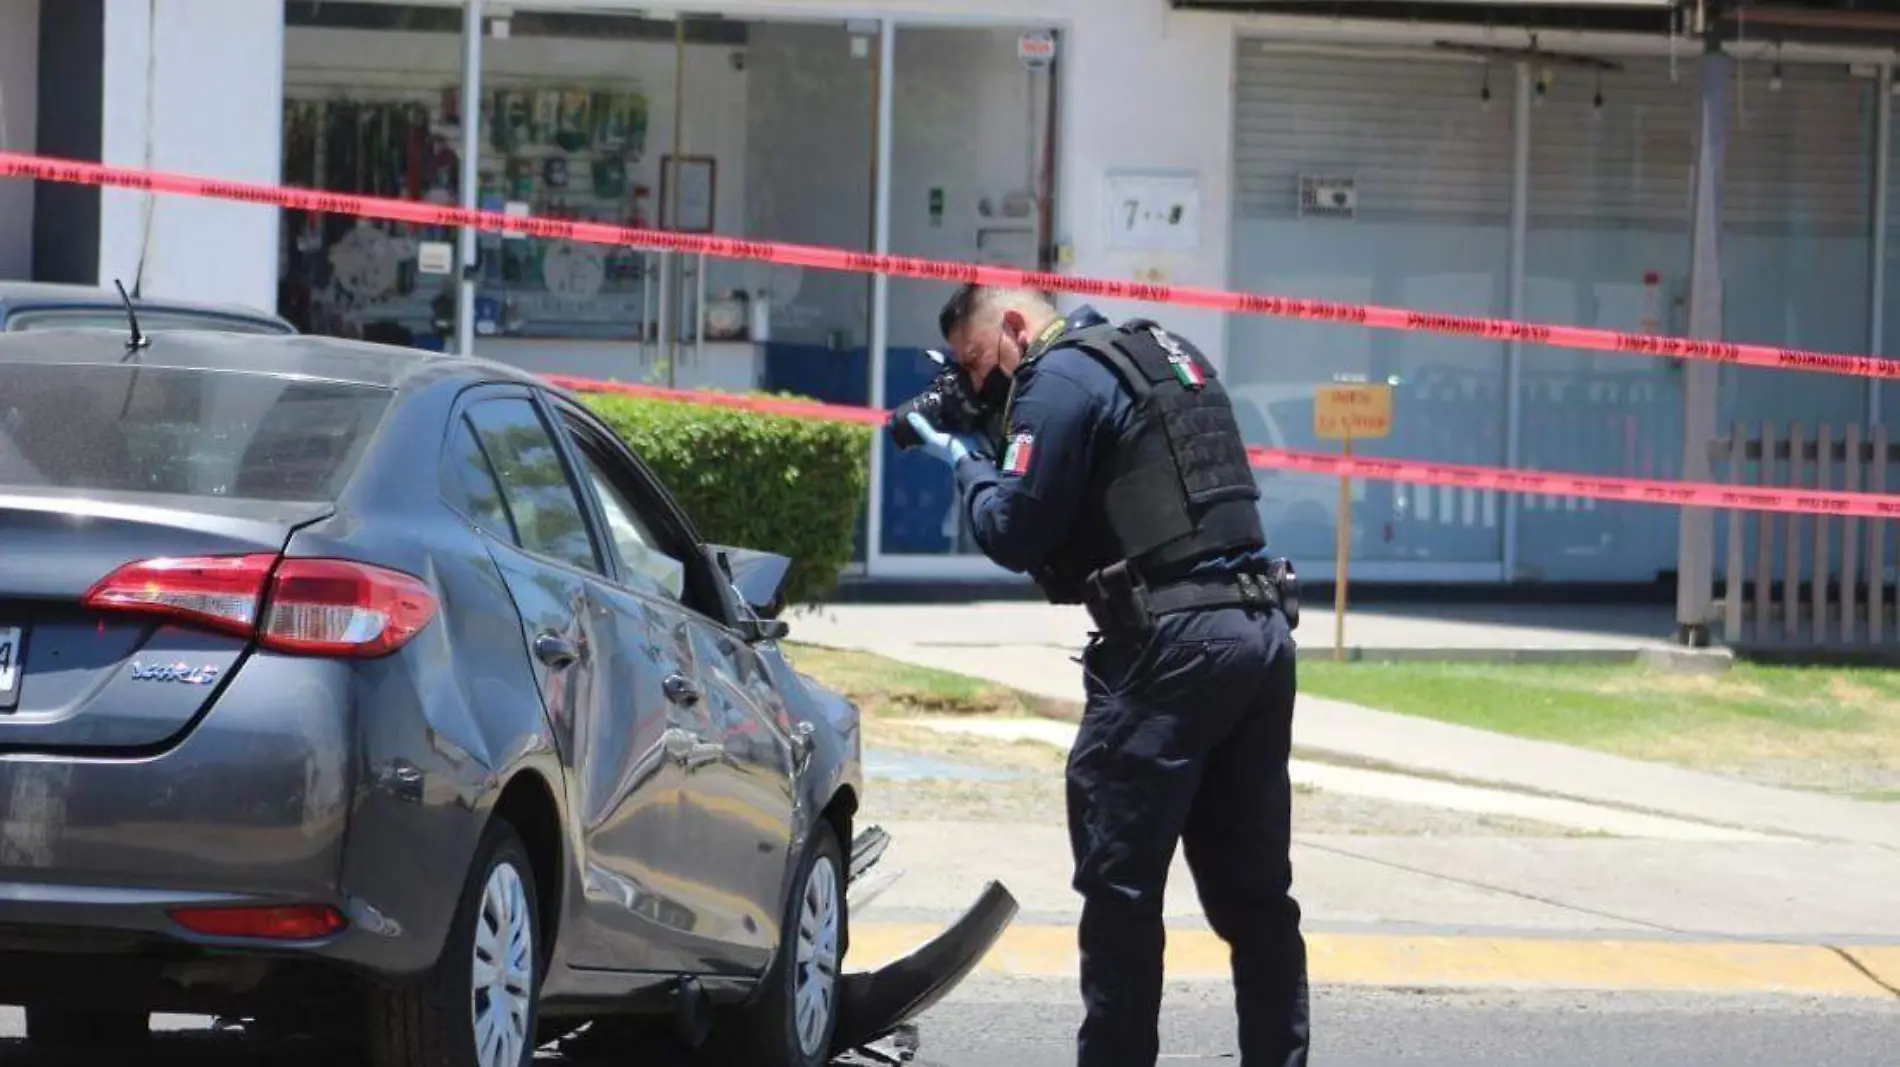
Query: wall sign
[
  {"left": 1102, "top": 171, "right": 1201, "bottom": 253},
  {"left": 660, "top": 155, "right": 716, "bottom": 234},
  {"left": 418, "top": 241, "right": 454, "bottom": 276},
  {"left": 1298, "top": 175, "right": 1357, "bottom": 220},
  {"left": 1018, "top": 31, "right": 1056, "bottom": 70}
]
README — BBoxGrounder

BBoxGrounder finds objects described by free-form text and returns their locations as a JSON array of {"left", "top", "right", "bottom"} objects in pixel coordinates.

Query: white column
[
  {"left": 456, "top": 0, "right": 484, "bottom": 357},
  {"left": 1504, "top": 60, "right": 1531, "bottom": 582},
  {"left": 1871, "top": 61, "right": 1891, "bottom": 426},
  {"left": 0, "top": 0, "right": 40, "bottom": 281},
  {"left": 1676, "top": 36, "right": 1730, "bottom": 647},
  {"left": 99, "top": 0, "right": 283, "bottom": 310},
  {"left": 865, "top": 17, "right": 896, "bottom": 575}
]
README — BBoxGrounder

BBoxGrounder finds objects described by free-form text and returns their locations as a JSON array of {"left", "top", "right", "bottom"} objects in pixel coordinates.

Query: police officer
[{"left": 901, "top": 284, "right": 1309, "bottom": 1067}]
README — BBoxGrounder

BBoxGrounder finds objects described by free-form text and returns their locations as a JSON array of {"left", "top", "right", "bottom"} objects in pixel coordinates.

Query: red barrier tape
[
  {"left": 4, "top": 149, "right": 1897, "bottom": 382},
  {"left": 547, "top": 376, "right": 1900, "bottom": 521}
]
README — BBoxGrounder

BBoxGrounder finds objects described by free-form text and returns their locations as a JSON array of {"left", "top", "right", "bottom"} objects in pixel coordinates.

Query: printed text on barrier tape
[
  {"left": 5, "top": 149, "right": 1897, "bottom": 383},
  {"left": 547, "top": 376, "right": 1900, "bottom": 521}
]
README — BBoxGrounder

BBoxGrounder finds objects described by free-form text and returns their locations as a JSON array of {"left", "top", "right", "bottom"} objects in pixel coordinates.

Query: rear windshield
[{"left": 0, "top": 364, "right": 392, "bottom": 501}]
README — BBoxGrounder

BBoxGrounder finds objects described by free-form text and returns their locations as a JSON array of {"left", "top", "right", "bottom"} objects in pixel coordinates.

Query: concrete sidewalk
[
  {"left": 893, "top": 715, "right": 1782, "bottom": 842},
  {"left": 849, "top": 818, "right": 1900, "bottom": 994},
  {"left": 786, "top": 600, "right": 1900, "bottom": 850},
  {"left": 863, "top": 820, "right": 1900, "bottom": 942}
]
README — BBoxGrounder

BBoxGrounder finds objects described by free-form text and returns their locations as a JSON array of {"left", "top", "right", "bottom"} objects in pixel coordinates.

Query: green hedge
[{"left": 578, "top": 392, "right": 874, "bottom": 606}]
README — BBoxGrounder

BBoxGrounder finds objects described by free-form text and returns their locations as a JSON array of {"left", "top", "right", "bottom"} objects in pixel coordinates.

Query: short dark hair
[
  {"left": 938, "top": 283, "right": 985, "bottom": 342},
  {"left": 938, "top": 283, "right": 1061, "bottom": 341}
]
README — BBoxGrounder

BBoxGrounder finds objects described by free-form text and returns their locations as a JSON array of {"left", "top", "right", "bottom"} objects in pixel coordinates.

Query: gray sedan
[{"left": 0, "top": 321, "right": 1014, "bottom": 1067}]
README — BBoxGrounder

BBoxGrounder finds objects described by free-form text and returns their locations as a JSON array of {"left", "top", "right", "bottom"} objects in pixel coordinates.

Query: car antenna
[{"left": 114, "top": 278, "right": 150, "bottom": 357}]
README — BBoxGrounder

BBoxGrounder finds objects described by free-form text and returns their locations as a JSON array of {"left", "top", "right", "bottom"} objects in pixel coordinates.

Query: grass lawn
[
  {"left": 783, "top": 640, "right": 1900, "bottom": 801},
  {"left": 1298, "top": 659, "right": 1900, "bottom": 800},
  {"left": 782, "top": 641, "right": 1596, "bottom": 836},
  {"left": 781, "top": 642, "right": 1054, "bottom": 719}
]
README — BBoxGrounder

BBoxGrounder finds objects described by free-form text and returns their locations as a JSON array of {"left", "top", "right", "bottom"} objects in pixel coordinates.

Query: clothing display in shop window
[{"left": 275, "top": 81, "right": 660, "bottom": 346}]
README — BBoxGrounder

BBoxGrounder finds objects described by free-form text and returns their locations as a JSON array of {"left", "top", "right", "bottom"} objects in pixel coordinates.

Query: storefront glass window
[
  {"left": 469, "top": 4, "right": 755, "bottom": 388},
  {"left": 881, "top": 24, "right": 1060, "bottom": 559},
  {"left": 1226, "top": 44, "right": 1512, "bottom": 575},
  {"left": 740, "top": 18, "right": 880, "bottom": 564},
  {"left": 1718, "top": 59, "right": 1873, "bottom": 432},
  {"left": 1518, "top": 54, "right": 1695, "bottom": 583},
  {"left": 279, "top": 2, "right": 470, "bottom": 348},
  {"left": 277, "top": 3, "right": 881, "bottom": 561}
]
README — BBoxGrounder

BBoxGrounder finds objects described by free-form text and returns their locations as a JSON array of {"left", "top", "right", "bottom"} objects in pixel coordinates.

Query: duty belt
[
  {"left": 1143, "top": 571, "right": 1282, "bottom": 616},
  {"left": 1081, "top": 559, "right": 1299, "bottom": 638}
]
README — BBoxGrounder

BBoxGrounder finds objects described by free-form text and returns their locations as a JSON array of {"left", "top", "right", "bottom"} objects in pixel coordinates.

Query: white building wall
[
  {"left": 712, "top": 0, "right": 1241, "bottom": 366},
  {"left": 1055, "top": 2, "right": 1234, "bottom": 371},
  {"left": 0, "top": 0, "right": 39, "bottom": 281},
  {"left": 100, "top": 0, "right": 283, "bottom": 311},
  {"left": 120, "top": 0, "right": 1238, "bottom": 366}
]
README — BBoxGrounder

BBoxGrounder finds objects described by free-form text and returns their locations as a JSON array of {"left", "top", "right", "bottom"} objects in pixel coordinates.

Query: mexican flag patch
[
  {"left": 1169, "top": 353, "right": 1205, "bottom": 388},
  {"left": 1002, "top": 432, "right": 1035, "bottom": 475}
]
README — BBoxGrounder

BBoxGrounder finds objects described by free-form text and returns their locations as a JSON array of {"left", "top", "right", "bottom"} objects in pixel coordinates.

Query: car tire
[
  {"left": 23, "top": 1007, "right": 149, "bottom": 1046},
  {"left": 366, "top": 816, "right": 544, "bottom": 1067},
  {"left": 707, "top": 821, "right": 846, "bottom": 1067}
]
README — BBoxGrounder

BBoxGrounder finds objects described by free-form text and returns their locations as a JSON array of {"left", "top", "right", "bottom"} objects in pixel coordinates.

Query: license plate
[{"left": 0, "top": 626, "right": 20, "bottom": 710}]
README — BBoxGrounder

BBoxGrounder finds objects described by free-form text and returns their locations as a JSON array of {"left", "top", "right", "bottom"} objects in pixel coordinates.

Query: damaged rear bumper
[{"left": 833, "top": 825, "right": 1020, "bottom": 1056}]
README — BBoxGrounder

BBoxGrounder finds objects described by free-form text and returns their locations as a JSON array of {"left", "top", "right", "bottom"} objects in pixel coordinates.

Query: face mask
[{"left": 976, "top": 365, "right": 1012, "bottom": 411}]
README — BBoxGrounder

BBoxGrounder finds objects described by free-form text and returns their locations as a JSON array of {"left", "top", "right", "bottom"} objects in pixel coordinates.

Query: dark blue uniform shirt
[{"left": 951, "top": 305, "right": 1274, "bottom": 585}]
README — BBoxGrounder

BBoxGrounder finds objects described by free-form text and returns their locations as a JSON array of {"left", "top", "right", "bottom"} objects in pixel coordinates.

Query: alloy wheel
[
  {"left": 470, "top": 861, "right": 535, "bottom": 1067},
  {"left": 793, "top": 853, "right": 841, "bottom": 1059}
]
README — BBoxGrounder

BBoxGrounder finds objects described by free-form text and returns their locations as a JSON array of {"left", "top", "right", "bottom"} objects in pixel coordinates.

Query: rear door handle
[
  {"left": 663, "top": 726, "right": 724, "bottom": 771},
  {"left": 663, "top": 726, "right": 694, "bottom": 766},
  {"left": 534, "top": 631, "right": 580, "bottom": 668},
  {"left": 663, "top": 673, "right": 701, "bottom": 706}
]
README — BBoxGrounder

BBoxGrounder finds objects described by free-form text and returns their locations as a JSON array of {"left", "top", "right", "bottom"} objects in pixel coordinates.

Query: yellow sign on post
[
  {"left": 1312, "top": 384, "right": 1393, "bottom": 661},
  {"left": 1314, "top": 384, "right": 1393, "bottom": 441}
]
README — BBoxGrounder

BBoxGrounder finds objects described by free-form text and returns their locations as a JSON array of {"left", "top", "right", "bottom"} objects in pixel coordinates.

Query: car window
[
  {"left": 5, "top": 308, "right": 293, "bottom": 334},
  {"left": 0, "top": 363, "right": 389, "bottom": 500},
  {"left": 463, "top": 397, "right": 602, "bottom": 575},
  {"left": 572, "top": 445, "right": 689, "bottom": 602},
  {"left": 442, "top": 415, "right": 517, "bottom": 541}
]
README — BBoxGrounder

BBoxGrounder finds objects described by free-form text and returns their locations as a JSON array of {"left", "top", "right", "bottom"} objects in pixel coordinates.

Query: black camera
[{"left": 887, "top": 350, "right": 990, "bottom": 451}]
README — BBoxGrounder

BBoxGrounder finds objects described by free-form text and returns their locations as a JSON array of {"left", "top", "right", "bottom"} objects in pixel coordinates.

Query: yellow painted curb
[{"left": 848, "top": 922, "right": 1899, "bottom": 999}]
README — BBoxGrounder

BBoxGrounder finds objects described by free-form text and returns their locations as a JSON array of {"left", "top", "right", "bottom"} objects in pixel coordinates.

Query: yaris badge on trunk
[{"left": 129, "top": 661, "right": 222, "bottom": 685}]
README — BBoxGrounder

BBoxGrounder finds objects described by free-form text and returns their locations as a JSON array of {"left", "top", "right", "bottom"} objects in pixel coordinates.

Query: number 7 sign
[{"left": 1104, "top": 171, "right": 1202, "bottom": 253}]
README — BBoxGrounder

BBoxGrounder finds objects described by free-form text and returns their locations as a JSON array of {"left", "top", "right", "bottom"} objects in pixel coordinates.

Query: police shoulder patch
[{"left": 1002, "top": 431, "right": 1036, "bottom": 475}]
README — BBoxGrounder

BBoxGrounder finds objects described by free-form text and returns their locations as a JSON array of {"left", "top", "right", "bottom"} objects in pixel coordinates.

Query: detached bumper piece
[
  {"left": 830, "top": 878, "right": 1020, "bottom": 1058},
  {"left": 849, "top": 825, "right": 892, "bottom": 882},
  {"left": 847, "top": 824, "right": 902, "bottom": 913}
]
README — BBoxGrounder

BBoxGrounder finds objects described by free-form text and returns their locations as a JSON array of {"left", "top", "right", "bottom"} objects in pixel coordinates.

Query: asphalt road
[
  {"left": 891, "top": 977, "right": 1900, "bottom": 1067},
  {"left": 4, "top": 979, "right": 1898, "bottom": 1067}
]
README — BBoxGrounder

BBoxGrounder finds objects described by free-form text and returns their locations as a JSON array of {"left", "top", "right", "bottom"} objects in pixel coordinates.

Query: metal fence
[{"left": 1713, "top": 421, "right": 1899, "bottom": 649}]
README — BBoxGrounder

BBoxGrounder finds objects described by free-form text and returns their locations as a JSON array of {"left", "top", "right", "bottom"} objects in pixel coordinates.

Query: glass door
[{"left": 880, "top": 23, "right": 1060, "bottom": 564}]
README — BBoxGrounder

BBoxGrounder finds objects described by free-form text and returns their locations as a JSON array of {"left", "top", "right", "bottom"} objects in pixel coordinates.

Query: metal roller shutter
[
  {"left": 1233, "top": 43, "right": 1514, "bottom": 225},
  {"left": 1724, "top": 60, "right": 1873, "bottom": 236},
  {"left": 1526, "top": 55, "right": 1696, "bottom": 230},
  {"left": 1527, "top": 54, "right": 1870, "bottom": 234}
]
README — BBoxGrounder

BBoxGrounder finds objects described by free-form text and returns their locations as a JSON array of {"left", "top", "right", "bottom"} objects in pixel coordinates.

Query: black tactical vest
[{"left": 1052, "top": 319, "right": 1265, "bottom": 583}]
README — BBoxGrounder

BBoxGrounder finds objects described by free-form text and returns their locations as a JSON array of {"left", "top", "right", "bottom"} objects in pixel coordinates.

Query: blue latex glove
[{"left": 905, "top": 411, "right": 984, "bottom": 467}]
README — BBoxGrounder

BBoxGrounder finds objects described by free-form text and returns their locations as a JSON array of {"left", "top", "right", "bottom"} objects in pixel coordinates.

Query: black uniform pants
[{"left": 1068, "top": 601, "right": 1307, "bottom": 1067}]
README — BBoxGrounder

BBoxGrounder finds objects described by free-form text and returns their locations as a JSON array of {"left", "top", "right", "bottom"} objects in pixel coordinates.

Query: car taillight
[
  {"left": 83, "top": 554, "right": 438, "bottom": 658},
  {"left": 261, "top": 558, "right": 438, "bottom": 657},
  {"left": 80, "top": 554, "right": 277, "bottom": 638}
]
